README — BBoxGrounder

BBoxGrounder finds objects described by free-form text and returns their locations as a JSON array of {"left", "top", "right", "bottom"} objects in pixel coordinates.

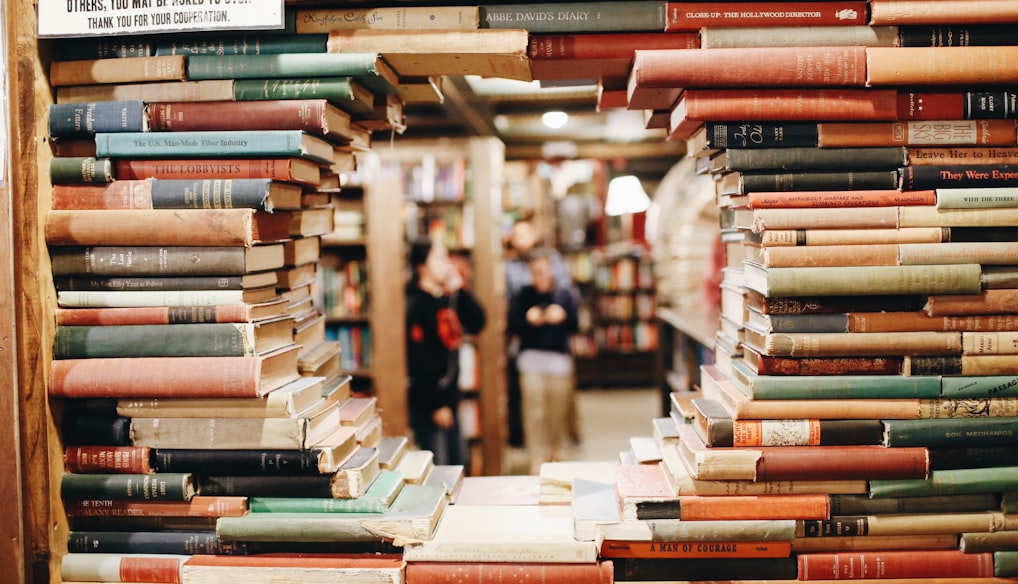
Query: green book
[
  {"left": 1003, "top": 492, "right": 1018, "bottom": 513},
  {"left": 869, "top": 466, "right": 1018, "bottom": 498},
  {"left": 997, "top": 551, "right": 1018, "bottom": 577},
  {"left": 93, "top": 131, "right": 334, "bottom": 165},
  {"left": 185, "top": 53, "right": 398, "bottom": 96},
  {"left": 248, "top": 470, "right": 405, "bottom": 513},
  {"left": 217, "top": 483, "right": 446, "bottom": 542},
  {"left": 881, "top": 417, "right": 1018, "bottom": 448},
  {"left": 155, "top": 34, "right": 328, "bottom": 56},
  {"left": 50, "top": 157, "right": 114, "bottom": 185},
  {"left": 60, "top": 473, "right": 196, "bottom": 501},
  {"left": 941, "top": 375, "right": 1018, "bottom": 399},
  {"left": 232, "top": 78, "right": 376, "bottom": 116},
  {"left": 480, "top": 1, "right": 666, "bottom": 33},
  {"left": 729, "top": 359, "right": 942, "bottom": 400}
]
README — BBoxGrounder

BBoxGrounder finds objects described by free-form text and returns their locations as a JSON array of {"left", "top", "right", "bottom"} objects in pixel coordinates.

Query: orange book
[
  {"left": 924, "top": 289, "right": 1018, "bottom": 316},
  {"left": 798, "top": 549, "right": 994, "bottom": 580},
  {"left": 51, "top": 178, "right": 304, "bottom": 211},
  {"left": 666, "top": 1, "right": 868, "bottom": 31},
  {"left": 64, "top": 445, "right": 152, "bottom": 474},
  {"left": 910, "top": 146, "right": 1018, "bottom": 166},
  {"left": 869, "top": 0, "right": 1018, "bottom": 25},
  {"left": 742, "top": 189, "right": 936, "bottom": 209},
  {"left": 45, "top": 208, "right": 292, "bottom": 247},
  {"left": 818, "top": 120, "right": 1018, "bottom": 147},
  {"left": 600, "top": 539, "right": 792, "bottom": 559},
  {"left": 529, "top": 32, "right": 699, "bottom": 82},
  {"left": 48, "top": 345, "right": 299, "bottom": 399},
  {"left": 669, "top": 89, "right": 899, "bottom": 141},
  {"left": 405, "top": 561, "right": 614, "bottom": 584},
  {"left": 868, "top": 46, "right": 1018, "bottom": 86},
  {"left": 113, "top": 157, "right": 321, "bottom": 187},
  {"left": 63, "top": 496, "right": 248, "bottom": 517}
]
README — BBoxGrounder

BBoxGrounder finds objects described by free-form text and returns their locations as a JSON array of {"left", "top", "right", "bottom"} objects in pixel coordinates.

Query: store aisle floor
[{"left": 503, "top": 386, "right": 661, "bottom": 475}]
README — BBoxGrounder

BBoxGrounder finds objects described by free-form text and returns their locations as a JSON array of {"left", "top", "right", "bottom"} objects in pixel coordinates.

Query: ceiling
[{"left": 387, "top": 74, "right": 686, "bottom": 190}]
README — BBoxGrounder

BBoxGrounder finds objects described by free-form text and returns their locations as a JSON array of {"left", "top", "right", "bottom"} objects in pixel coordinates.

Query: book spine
[
  {"left": 759, "top": 264, "right": 983, "bottom": 297},
  {"left": 62, "top": 415, "right": 132, "bottom": 446},
  {"left": 869, "top": 466, "right": 1018, "bottom": 498},
  {"left": 899, "top": 25, "right": 1018, "bottom": 47},
  {"left": 56, "top": 290, "right": 254, "bottom": 308},
  {"left": 296, "top": 7, "right": 478, "bottom": 33},
  {"left": 759, "top": 227, "right": 945, "bottom": 246},
  {"left": 152, "top": 448, "right": 322, "bottom": 475},
  {"left": 48, "top": 101, "right": 147, "bottom": 138},
  {"left": 53, "top": 36, "right": 156, "bottom": 60},
  {"left": 738, "top": 170, "right": 900, "bottom": 193},
  {"left": 67, "top": 530, "right": 243, "bottom": 554},
  {"left": 747, "top": 190, "right": 935, "bottom": 208},
  {"left": 60, "top": 473, "right": 195, "bottom": 501},
  {"left": 64, "top": 445, "right": 153, "bottom": 474},
  {"left": 148, "top": 100, "right": 333, "bottom": 136},
  {"left": 702, "top": 25, "right": 897, "bottom": 48},
  {"left": 941, "top": 375, "right": 1018, "bottom": 399},
  {"left": 60, "top": 553, "right": 185, "bottom": 583},
  {"left": 154, "top": 34, "right": 329, "bottom": 55},
  {"left": 198, "top": 475, "right": 334, "bottom": 497},
  {"left": 405, "top": 562, "right": 614, "bottom": 584},
  {"left": 666, "top": 1, "right": 868, "bottom": 31},
  {"left": 882, "top": 417, "right": 1018, "bottom": 447},
  {"left": 49, "top": 356, "right": 261, "bottom": 398},
  {"left": 185, "top": 53, "right": 381, "bottom": 81},
  {"left": 54, "top": 306, "right": 255, "bottom": 325},
  {"left": 964, "top": 331, "right": 1018, "bottom": 355},
  {"left": 751, "top": 355, "right": 903, "bottom": 376},
  {"left": 45, "top": 208, "right": 260, "bottom": 247},
  {"left": 937, "top": 187, "right": 1018, "bottom": 208},
  {"left": 248, "top": 496, "right": 388, "bottom": 513},
  {"left": 868, "top": 47, "right": 1018, "bottom": 86},
  {"left": 760, "top": 330, "right": 962, "bottom": 357},
  {"left": 756, "top": 446, "right": 930, "bottom": 481},
  {"left": 481, "top": 1, "right": 666, "bottom": 33},
  {"left": 732, "top": 419, "right": 883, "bottom": 446},
  {"left": 63, "top": 496, "right": 249, "bottom": 517},
  {"left": 113, "top": 158, "right": 317, "bottom": 186},
  {"left": 910, "top": 147, "right": 1018, "bottom": 166},
  {"left": 231, "top": 79, "right": 364, "bottom": 109},
  {"left": 723, "top": 147, "right": 907, "bottom": 172},
  {"left": 50, "top": 245, "right": 250, "bottom": 276},
  {"left": 901, "top": 165, "right": 1018, "bottom": 190},
  {"left": 600, "top": 540, "right": 792, "bottom": 559},
  {"left": 704, "top": 122, "right": 820, "bottom": 149},
  {"left": 49, "top": 55, "right": 186, "bottom": 86},
  {"left": 50, "top": 157, "right": 114, "bottom": 184},
  {"left": 761, "top": 244, "right": 899, "bottom": 267},
  {"left": 923, "top": 289, "right": 1018, "bottom": 316},
  {"left": 818, "top": 120, "right": 1018, "bottom": 147},
  {"left": 53, "top": 323, "right": 254, "bottom": 359},
  {"left": 798, "top": 549, "right": 994, "bottom": 579},
  {"left": 54, "top": 275, "right": 246, "bottom": 291},
  {"left": 634, "top": 46, "right": 867, "bottom": 88},
  {"left": 829, "top": 493, "right": 1000, "bottom": 515},
  {"left": 529, "top": 32, "right": 699, "bottom": 60},
  {"left": 900, "top": 241, "right": 1018, "bottom": 266},
  {"left": 94, "top": 130, "right": 305, "bottom": 159},
  {"left": 870, "top": 0, "right": 1018, "bottom": 25},
  {"left": 130, "top": 418, "right": 306, "bottom": 450},
  {"left": 52, "top": 180, "right": 154, "bottom": 210},
  {"left": 56, "top": 79, "right": 237, "bottom": 104}
]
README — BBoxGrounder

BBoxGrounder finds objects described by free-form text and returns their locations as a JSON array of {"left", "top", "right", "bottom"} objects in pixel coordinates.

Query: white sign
[{"left": 37, "top": 0, "right": 284, "bottom": 38}]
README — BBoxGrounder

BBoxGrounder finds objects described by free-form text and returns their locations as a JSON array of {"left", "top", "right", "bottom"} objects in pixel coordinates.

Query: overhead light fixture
[
  {"left": 541, "top": 110, "right": 569, "bottom": 129},
  {"left": 605, "top": 175, "right": 651, "bottom": 216}
]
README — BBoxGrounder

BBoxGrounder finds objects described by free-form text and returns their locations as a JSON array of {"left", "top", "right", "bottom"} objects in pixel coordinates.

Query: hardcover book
[
  {"left": 93, "top": 130, "right": 335, "bottom": 165},
  {"left": 147, "top": 99, "right": 353, "bottom": 143}
]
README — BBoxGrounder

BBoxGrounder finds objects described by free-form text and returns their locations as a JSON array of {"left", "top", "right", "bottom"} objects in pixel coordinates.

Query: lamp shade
[{"left": 605, "top": 174, "right": 650, "bottom": 216}]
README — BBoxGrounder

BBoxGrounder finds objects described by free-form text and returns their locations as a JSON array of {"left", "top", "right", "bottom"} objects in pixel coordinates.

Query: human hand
[
  {"left": 432, "top": 406, "right": 455, "bottom": 429},
  {"left": 525, "top": 306, "right": 545, "bottom": 325},
  {"left": 544, "top": 304, "right": 567, "bottom": 324}
]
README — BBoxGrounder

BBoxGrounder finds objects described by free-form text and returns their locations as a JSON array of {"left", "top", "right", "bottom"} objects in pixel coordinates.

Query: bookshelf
[
  {"left": 318, "top": 176, "right": 408, "bottom": 438},
  {"left": 377, "top": 137, "right": 507, "bottom": 476}
]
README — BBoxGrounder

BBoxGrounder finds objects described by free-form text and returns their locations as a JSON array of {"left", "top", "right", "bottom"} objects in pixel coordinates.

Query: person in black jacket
[
  {"left": 406, "top": 238, "right": 486, "bottom": 467},
  {"left": 507, "top": 247, "right": 579, "bottom": 474}
]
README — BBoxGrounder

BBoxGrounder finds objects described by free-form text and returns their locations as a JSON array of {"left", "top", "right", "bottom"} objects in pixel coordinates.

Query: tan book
[
  {"left": 338, "top": 396, "right": 377, "bottom": 427},
  {"left": 397, "top": 75, "right": 446, "bottom": 104},
  {"left": 868, "top": 46, "right": 1018, "bottom": 86},
  {"left": 56, "top": 79, "right": 236, "bottom": 104},
  {"left": 758, "top": 227, "right": 946, "bottom": 247},
  {"left": 326, "top": 28, "right": 531, "bottom": 81},
  {"left": 331, "top": 446, "right": 381, "bottom": 498},
  {"left": 50, "top": 55, "right": 187, "bottom": 86},
  {"left": 356, "top": 413, "right": 384, "bottom": 448},
  {"left": 538, "top": 460, "right": 619, "bottom": 505},
  {"left": 116, "top": 375, "right": 330, "bottom": 419},
  {"left": 700, "top": 25, "right": 898, "bottom": 48},
  {"left": 742, "top": 260, "right": 983, "bottom": 298},
  {"left": 743, "top": 328, "right": 962, "bottom": 357},
  {"left": 797, "top": 511, "right": 1012, "bottom": 538},
  {"left": 296, "top": 5, "right": 479, "bottom": 33},
  {"left": 900, "top": 205, "right": 1018, "bottom": 228},
  {"left": 395, "top": 449, "right": 434, "bottom": 486}
]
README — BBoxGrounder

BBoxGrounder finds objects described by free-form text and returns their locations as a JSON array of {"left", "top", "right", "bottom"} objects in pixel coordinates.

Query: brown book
[
  {"left": 62, "top": 495, "right": 248, "bottom": 518},
  {"left": 924, "top": 289, "right": 1018, "bottom": 316},
  {"left": 53, "top": 300, "right": 290, "bottom": 326},
  {"left": 326, "top": 28, "right": 531, "bottom": 81},
  {"left": 288, "top": 206, "right": 335, "bottom": 238},
  {"left": 56, "top": 79, "right": 236, "bottom": 104},
  {"left": 666, "top": 1, "right": 869, "bottom": 31},
  {"left": 818, "top": 120, "right": 1018, "bottom": 147},
  {"left": 295, "top": 5, "right": 480, "bottom": 33},
  {"left": 147, "top": 100, "right": 353, "bottom": 144},
  {"left": 529, "top": 31, "right": 699, "bottom": 81},
  {"left": 64, "top": 445, "right": 153, "bottom": 474},
  {"left": 51, "top": 179, "right": 304, "bottom": 211},
  {"left": 50, "top": 244, "right": 286, "bottom": 276},
  {"left": 793, "top": 534, "right": 962, "bottom": 553},
  {"left": 113, "top": 157, "right": 321, "bottom": 187},
  {"left": 741, "top": 345, "right": 904, "bottom": 376},
  {"left": 798, "top": 549, "right": 993, "bottom": 580},
  {"left": 45, "top": 208, "right": 292, "bottom": 247},
  {"left": 49, "top": 55, "right": 186, "bottom": 86},
  {"left": 870, "top": 0, "right": 1018, "bottom": 25},
  {"left": 737, "top": 189, "right": 936, "bottom": 209},
  {"left": 406, "top": 561, "right": 614, "bottom": 583},
  {"left": 283, "top": 236, "right": 321, "bottom": 267},
  {"left": 396, "top": 75, "right": 446, "bottom": 104},
  {"left": 743, "top": 328, "right": 962, "bottom": 357},
  {"left": 868, "top": 46, "right": 1018, "bottom": 86},
  {"left": 48, "top": 344, "right": 300, "bottom": 399},
  {"left": 669, "top": 89, "right": 899, "bottom": 141},
  {"left": 745, "top": 288, "right": 926, "bottom": 315}
]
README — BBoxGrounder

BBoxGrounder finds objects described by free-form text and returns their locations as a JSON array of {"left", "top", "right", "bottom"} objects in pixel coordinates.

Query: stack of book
[
  {"left": 599, "top": 2, "right": 1018, "bottom": 581},
  {"left": 43, "top": 26, "right": 451, "bottom": 583}
]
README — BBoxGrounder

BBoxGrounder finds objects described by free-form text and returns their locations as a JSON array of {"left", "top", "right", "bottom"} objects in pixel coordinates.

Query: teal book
[
  {"left": 52, "top": 318, "right": 294, "bottom": 359},
  {"left": 248, "top": 469, "right": 405, "bottom": 513},
  {"left": 941, "top": 375, "right": 1018, "bottom": 399},
  {"left": 60, "top": 472, "right": 196, "bottom": 501},
  {"left": 998, "top": 551, "right": 1018, "bottom": 578},
  {"left": 49, "top": 101, "right": 147, "bottom": 138},
  {"left": 185, "top": 53, "right": 398, "bottom": 96},
  {"left": 729, "top": 359, "right": 942, "bottom": 400},
  {"left": 217, "top": 483, "right": 447, "bottom": 542},
  {"left": 881, "top": 417, "right": 1018, "bottom": 448},
  {"left": 155, "top": 34, "right": 328, "bottom": 56},
  {"left": 232, "top": 78, "right": 376, "bottom": 116},
  {"left": 480, "top": 1, "right": 666, "bottom": 33},
  {"left": 93, "top": 131, "right": 334, "bottom": 165},
  {"left": 869, "top": 466, "right": 1018, "bottom": 498}
]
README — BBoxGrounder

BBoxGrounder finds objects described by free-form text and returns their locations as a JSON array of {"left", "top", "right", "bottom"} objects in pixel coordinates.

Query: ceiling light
[
  {"left": 541, "top": 110, "right": 569, "bottom": 129},
  {"left": 605, "top": 175, "right": 651, "bottom": 216}
]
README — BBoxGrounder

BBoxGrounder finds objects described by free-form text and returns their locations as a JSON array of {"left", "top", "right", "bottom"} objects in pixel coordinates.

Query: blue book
[{"left": 93, "top": 130, "right": 334, "bottom": 165}]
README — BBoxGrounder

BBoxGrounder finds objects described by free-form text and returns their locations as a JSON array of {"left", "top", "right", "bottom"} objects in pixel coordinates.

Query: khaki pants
[{"left": 519, "top": 370, "right": 574, "bottom": 474}]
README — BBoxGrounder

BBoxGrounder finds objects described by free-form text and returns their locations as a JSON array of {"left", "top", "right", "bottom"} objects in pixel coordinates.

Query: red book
[
  {"left": 53, "top": 301, "right": 290, "bottom": 326},
  {"left": 405, "top": 561, "right": 614, "bottom": 583},
  {"left": 742, "top": 190, "right": 937, "bottom": 209},
  {"left": 113, "top": 157, "right": 321, "bottom": 187},
  {"left": 63, "top": 496, "right": 248, "bottom": 517},
  {"left": 600, "top": 540, "right": 792, "bottom": 559},
  {"left": 666, "top": 1, "right": 868, "bottom": 31},
  {"left": 897, "top": 89, "right": 1018, "bottom": 120},
  {"left": 669, "top": 89, "right": 899, "bottom": 141},
  {"left": 147, "top": 99, "right": 352, "bottom": 144},
  {"left": 755, "top": 444, "right": 930, "bottom": 481},
  {"left": 529, "top": 32, "right": 699, "bottom": 81},
  {"left": 64, "top": 445, "right": 153, "bottom": 474},
  {"left": 798, "top": 549, "right": 994, "bottom": 580}
]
